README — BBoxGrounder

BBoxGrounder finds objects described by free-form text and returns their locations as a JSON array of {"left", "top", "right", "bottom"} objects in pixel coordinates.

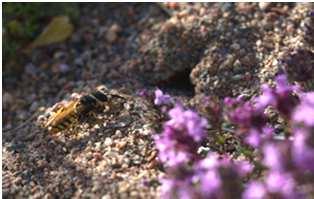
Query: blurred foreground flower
[
  {"left": 155, "top": 74, "right": 314, "bottom": 198},
  {"left": 291, "top": 92, "right": 314, "bottom": 172},
  {"left": 255, "top": 74, "right": 300, "bottom": 117},
  {"left": 155, "top": 105, "right": 253, "bottom": 198},
  {"left": 154, "top": 104, "right": 207, "bottom": 167}
]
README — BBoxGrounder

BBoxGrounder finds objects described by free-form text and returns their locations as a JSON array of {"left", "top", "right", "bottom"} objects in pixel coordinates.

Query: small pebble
[
  {"left": 104, "top": 138, "right": 113, "bottom": 147},
  {"left": 106, "top": 23, "right": 121, "bottom": 43},
  {"left": 259, "top": 2, "right": 271, "bottom": 11},
  {"left": 58, "top": 63, "right": 70, "bottom": 73}
]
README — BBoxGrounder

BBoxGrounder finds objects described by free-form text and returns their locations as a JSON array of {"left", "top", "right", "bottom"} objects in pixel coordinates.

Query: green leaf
[{"left": 26, "top": 16, "right": 74, "bottom": 51}]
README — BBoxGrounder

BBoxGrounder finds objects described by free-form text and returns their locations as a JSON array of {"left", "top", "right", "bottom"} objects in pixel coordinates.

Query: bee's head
[
  {"left": 91, "top": 90, "right": 108, "bottom": 102},
  {"left": 79, "top": 95, "right": 97, "bottom": 108}
]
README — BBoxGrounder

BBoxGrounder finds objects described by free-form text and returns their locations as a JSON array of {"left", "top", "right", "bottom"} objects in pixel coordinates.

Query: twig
[{"left": 207, "top": 127, "right": 236, "bottom": 134}]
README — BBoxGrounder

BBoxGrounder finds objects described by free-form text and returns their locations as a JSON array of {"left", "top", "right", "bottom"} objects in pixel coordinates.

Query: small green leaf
[{"left": 26, "top": 16, "right": 74, "bottom": 51}]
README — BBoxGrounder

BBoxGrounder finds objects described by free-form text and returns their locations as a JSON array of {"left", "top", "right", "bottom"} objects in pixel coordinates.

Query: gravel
[{"left": 3, "top": 3, "right": 314, "bottom": 198}]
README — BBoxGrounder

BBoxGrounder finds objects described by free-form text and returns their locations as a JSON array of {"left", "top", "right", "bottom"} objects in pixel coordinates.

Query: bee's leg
[
  {"left": 64, "top": 123, "right": 80, "bottom": 138},
  {"left": 87, "top": 112, "right": 104, "bottom": 126},
  {"left": 62, "top": 126, "right": 72, "bottom": 138},
  {"left": 70, "top": 125, "right": 81, "bottom": 138}
]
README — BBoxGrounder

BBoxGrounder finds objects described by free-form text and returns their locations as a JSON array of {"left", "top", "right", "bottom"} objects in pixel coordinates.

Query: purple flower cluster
[
  {"left": 243, "top": 171, "right": 298, "bottom": 199},
  {"left": 225, "top": 74, "right": 302, "bottom": 148},
  {"left": 224, "top": 96, "right": 270, "bottom": 147},
  {"left": 254, "top": 76, "right": 314, "bottom": 173},
  {"left": 255, "top": 74, "right": 300, "bottom": 117},
  {"left": 292, "top": 92, "right": 314, "bottom": 126},
  {"left": 194, "top": 154, "right": 252, "bottom": 198},
  {"left": 159, "top": 152, "right": 253, "bottom": 199},
  {"left": 154, "top": 104, "right": 253, "bottom": 198},
  {"left": 154, "top": 104, "right": 208, "bottom": 167},
  {"left": 226, "top": 74, "right": 314, "bottom": 198},
  {"left": 243, "top": 142, "right": 301, "bottom": 199},
  {"left": 154, "top": 75, "right": 314, "bottom": 198},
  {"left": 291, "top": 92, "right": 314, "bottom": 172},
  {"left": 199, "top": 95, "right": 223, "bottom": 129}
]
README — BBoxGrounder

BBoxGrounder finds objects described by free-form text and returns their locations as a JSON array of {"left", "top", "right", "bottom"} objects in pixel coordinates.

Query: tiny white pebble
[{"left": 104, "top": 138, "right": 113, "bottom": 147}]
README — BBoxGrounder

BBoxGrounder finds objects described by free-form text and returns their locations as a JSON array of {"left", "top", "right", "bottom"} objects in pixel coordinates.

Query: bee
[{"left": 45, "top": 87, "right": 126, "bottom": 133}]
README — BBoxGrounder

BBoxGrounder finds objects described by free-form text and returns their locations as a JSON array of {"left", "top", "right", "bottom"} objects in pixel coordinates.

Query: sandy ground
[{"left": 3, "top": 3, "right": 313, "bottom": 198}]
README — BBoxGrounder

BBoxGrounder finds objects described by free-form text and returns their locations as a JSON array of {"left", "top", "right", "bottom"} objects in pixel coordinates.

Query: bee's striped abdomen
[
  {"left": 61, "top": 113, "right": 78, "bottom": 127},
  {"left": 48, "top": 110, "right": 78, "bottom": 133}
]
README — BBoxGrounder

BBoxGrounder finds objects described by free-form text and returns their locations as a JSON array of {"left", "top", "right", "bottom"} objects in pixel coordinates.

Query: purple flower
[
  {"left": 194, "top": 154, "right": 227, "bottom": 197},
  {"left": 245, "top": 129, "right": 261, "bottom": 147},
  {"left": 154, "top": 132, "right": 191, "bottom": 167},
  {"left": 242, "top": 181, "right": 266, "bottom": 199},
  {"left": 276, "top": 74, "right": 292, "bottom": 95},
  {"left": 229, "top": 103, "right": 254, "bottom": 126},
  {"left": 245, "top": 126, "right": 274, "bottom": 148},
  {"left": 265, "top": 171, "right": 296, "bottom": 197},
  {"left": 225, "top": 97, "right": 267, "bottom": 131},
  {"left": 234, "top": 160, "right": 254, "bottom": 177},
  {"left": 195, "top": 153, "right": 252, "bottom": 197},
  {"left": 154, "top": 89, "right": 172, "bottom": 106},
  {"left": 154, "top": 105, "right": 208, "bottom": 166},
  {"left": 137, "top": 89, "right": 149, "bottom": 97},
  {"left": 255, "top": 84, "right": 276, "bottom": 110},
  {"left": 224, "top": 97, "right": 238, "bottom": 107},
  {"left": 155, "top": 74, "right": 314, "bottom": 198},
  {"left": 291, "top": 92, "right": 314, "bottom": 172},
  {"left": 263, "top": 143, "right": 284, "bottom": 171},
  {"left": 166, "top": 105, "right": 208, "bottom": 142},
  {"left": 293, "top": 92, "right": 314, "bottom": 127},
  {"left": 292, "top": 128, "right": 314, "bottom": 172},
  {"left": 197, "top": 153, "right": 219, "bottom": 170},
  {"left": 274, "top": 75, "right": 300, "bottom": 117},
  {"left": 199, "top": 169, "right": 221, "bottom": 197},
  {"left": 255, "top": 74, "right": 300, "bottom": 118},
  {"left": 159, "top": 178, "right": 196, "bottom": 199},
  {"left": 244, "top": 172, "right": 300, "bottom": 199}
]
